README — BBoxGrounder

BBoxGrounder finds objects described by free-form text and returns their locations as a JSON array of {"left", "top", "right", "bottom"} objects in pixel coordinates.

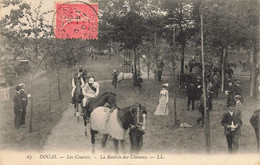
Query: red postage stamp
[{"left": 55, "top": 3, "right": 98, "bottom": 39}]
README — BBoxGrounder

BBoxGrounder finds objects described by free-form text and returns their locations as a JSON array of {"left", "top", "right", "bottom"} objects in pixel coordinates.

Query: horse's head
[
  {"left": 128, "top": 103, "right": 147, "bottom": 153},
  {"left": 129, "top": 102, "right": 147, "bottom": 131},
  {"left": 106, "top": 92, "right": 117, "bottom": 109}
]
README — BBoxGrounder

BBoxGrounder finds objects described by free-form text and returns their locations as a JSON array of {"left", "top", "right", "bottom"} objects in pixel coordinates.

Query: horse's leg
[
  {"left": 91, "top": 129, "right": 96, "bottom": 154},
  {"left": 102, "top": 134, "right": 108, "bottom": 148},
  {"left": 76, "top": 103, "right": 80, "bottom": 123},
  {"left": 113, "top": 139, "right": 119, "bottom": 154},
  {"left": 84, "top": 115, "right": 88, "bottom": 136},
  {"left": 120, "top": 140, "right": 126, "bottom": 154},
  {"left": 74, "top": 102, "right": 76, "bottom": 116}
]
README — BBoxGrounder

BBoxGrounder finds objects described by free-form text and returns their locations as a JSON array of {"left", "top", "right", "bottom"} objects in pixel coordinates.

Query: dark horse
[
  {"left": 178, "top": 73, "right": 193, "bottom": 89},
  {"left": 83, "top": 92, "right": 117, "bottom": 136},
  {"left": 90, "top": 102, "right": 147, "bottom": 154},
  {"left": 73, "top": 78, "right": 84, "bottom": 122}
]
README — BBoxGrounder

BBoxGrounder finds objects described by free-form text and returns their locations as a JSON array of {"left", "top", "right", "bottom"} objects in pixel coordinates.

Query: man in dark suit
[
  {"left": 112, "top": 70, "right": 118, "bottom": 88},
  {"left": 13, "top": 85, "right": 23, "bottom": 129},
  {"left": 250, "top": 109, "right": 260, "bottom": 152},
  {"left": 186, "top": 80, "right": 197, "bottom": 111},
  {"left": 221, "top": 106, "right": 243, "bottom": 153},
  {"left": 194, "top": 76, "right": 202, "bottom": 100},
  {"left": 225, "top": 80, "right": 236, "bottom": 107},
  {"left": 19, "top": 83, "right": 28, "bottom": 126}
]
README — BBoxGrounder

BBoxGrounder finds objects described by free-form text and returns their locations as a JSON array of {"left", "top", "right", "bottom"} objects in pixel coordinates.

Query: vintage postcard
[{"left": 0, "top": 0, "right": 259, "bottom": 164}]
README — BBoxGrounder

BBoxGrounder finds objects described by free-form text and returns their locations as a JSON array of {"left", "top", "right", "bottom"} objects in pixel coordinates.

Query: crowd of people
[
  {"left": 152, "top": 68, "right": 259, "bottom": 153},
  {"left": 12, "top": 63, "right": 258, "bottom": 153}
]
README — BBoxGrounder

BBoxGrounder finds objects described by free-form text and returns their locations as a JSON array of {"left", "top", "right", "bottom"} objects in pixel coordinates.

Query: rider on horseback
[
  {"left": 71, "top": 72, "right": 85, "bottom": 104},
  {"left": 78, "top": 65, "right": 87, "bottom": 82},
  {"left": 82, "top": 76, "right": 100, "bottom": 120}
]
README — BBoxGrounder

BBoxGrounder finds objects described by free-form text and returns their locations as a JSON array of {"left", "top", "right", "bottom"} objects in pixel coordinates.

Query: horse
[
  {"left": 73, "top": 78, "right": 84, "bottom": 122},
  {"left": 90, "top": 102, "right": 147, "bottom": 154},
  {"left": 178, "top": 73, "right": 193, "bottom": 89},
  {"left": 117, "top": 72, "right": 133, "bottom": 83},
  {"left": 83, "top": 92, "right": 117, "bottom": 136}
]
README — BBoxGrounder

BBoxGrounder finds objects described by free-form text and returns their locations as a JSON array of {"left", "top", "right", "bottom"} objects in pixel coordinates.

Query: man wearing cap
[
  {"left": 82, "top": 77, "right": 99, "bottom": 119},
  {"left": 221, "top": 106, "right": 242, "bottom": 153},
  {"left": 13, "top": 85, "right": 23, "bottom": 129},
  {"left": 225, "top": 80, "right": 236, "bottom": 107},
  {"left": 186, "top": 80, "right": 197, "bottom": 111},
  {"left": 19, "top": 83, "right": 28, "bottom": 126},
  {"left": 194, "top": 76, "right": 202, "bottom": 100}
]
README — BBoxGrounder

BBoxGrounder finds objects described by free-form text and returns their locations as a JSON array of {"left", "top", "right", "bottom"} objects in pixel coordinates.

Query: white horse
[{"left": 117, "top": 72, "right": 133, "bottom": 83}]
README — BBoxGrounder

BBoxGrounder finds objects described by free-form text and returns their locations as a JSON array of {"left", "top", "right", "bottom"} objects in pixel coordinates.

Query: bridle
[
  {"left": 130, "top": 104, "right": 146, "bottom": 129},
  {"left": 108, "top": 92, "right": 117, "bottom": 107}
]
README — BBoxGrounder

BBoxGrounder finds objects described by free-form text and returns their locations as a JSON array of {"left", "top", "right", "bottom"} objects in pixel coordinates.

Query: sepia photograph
[{"left": 0, "top": 0, "right": 259, "bottom": 164}]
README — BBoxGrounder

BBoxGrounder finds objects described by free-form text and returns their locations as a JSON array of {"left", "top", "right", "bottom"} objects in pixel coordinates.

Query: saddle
[{"left": 83, "top": 98, "right": 93, "bottom": 117}]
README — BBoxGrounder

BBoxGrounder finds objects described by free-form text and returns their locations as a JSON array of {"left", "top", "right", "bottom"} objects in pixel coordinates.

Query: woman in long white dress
[{"left": 154, "top": 83, "right": 169, "bottom": 115}]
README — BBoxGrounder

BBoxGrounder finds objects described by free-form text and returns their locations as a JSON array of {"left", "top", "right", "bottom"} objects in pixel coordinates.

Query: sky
[
  {"left": 0, "top": 0, "right": 99, "bottom": 25},
  {"left": 0, "top": 0, "right": 98, "bottom": 37}
]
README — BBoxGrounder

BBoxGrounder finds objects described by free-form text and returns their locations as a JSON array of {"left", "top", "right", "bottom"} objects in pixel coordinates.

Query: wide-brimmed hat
[
  {"left": 161, "top": 83, "right": 169, "bottom": 87},
  {"left": 89, "top": 77, "right": 95, "bottom": 83}
]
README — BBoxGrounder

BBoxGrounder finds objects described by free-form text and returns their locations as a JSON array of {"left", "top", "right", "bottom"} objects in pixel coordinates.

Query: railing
[{"left": 0, "top": 86, "right": 10, "bottom": 101}]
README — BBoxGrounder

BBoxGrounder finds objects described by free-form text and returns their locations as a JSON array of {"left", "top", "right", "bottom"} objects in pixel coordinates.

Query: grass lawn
[{"left": 1, "top": 55, "right": 259, "bottom": 154}]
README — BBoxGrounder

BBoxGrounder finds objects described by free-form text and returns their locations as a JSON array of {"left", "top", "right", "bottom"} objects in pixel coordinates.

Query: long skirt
[{"left": 154, "top": 96, "right": 168, "bottom": 115}]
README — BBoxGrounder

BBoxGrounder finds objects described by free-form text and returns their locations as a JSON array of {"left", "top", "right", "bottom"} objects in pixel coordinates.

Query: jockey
[
  {"left": 82, "top": 77, "right": 100, "bottom": 118},
  {"left": 71, "top": 73, "right": 85, "bottom": 104},
  {"left": 78, "top": 65, "right": 87, "bottom": 82}
]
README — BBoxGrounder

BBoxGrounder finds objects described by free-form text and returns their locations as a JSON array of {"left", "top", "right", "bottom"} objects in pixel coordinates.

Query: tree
[
  {"left": 161, "top": 0, "right": 196, "bottom": 74},
  {"left": 199, "top": 0, "right": 259, "bottom": 95},
  {"left": 0, "top": 0, "right": 53, "bottom": 132}
]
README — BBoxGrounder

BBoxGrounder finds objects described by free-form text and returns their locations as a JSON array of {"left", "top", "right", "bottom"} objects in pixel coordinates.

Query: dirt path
[
  {"left": 43, "top": 103, "right": 95, "bottom": 152},
  {"left": 43, "top": 82, "right": 132, "bottom": 154}
]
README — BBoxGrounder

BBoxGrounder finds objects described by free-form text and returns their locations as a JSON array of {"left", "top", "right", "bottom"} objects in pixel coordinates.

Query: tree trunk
[
  {"left": 250, "top": 39, "right": 258, "bottom": 98},
  {"left": 109, "top": 46, "right": 111, "bottom": 60},
  {"left": 57, "top": 69, "right": 62, "bottom": 99},
  {"left": 133, "top": 47, "right": 137, "bottom": 86},
  {"left": 129, "top": 50, "right": 131, "bottom": 73},
  {"left": 147, "top": 49, "right": 151, "bottom": 98},
  {"left": 29, "top": 75, "right": 34, "bottom": 133},
  {"left": 172, "top": 61, "right": 177, "bottom": 126},
  {"left": 67, "top": 67, "right": 69, "bottom": 91},
  {"left": 201, "top": 12, "right": 210, "bottom": 152},
  {"left": 48, "top": 71, "right": 52, "bottom": 111},
  {"left": 181, "top": 43, "right": 185, "bottom": 74},
  {"left": 221, "top": 48, "right": 227, "bottom": 92},
  {"left": 172, "top": 26, "right": 177, "bottom": 126}
]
